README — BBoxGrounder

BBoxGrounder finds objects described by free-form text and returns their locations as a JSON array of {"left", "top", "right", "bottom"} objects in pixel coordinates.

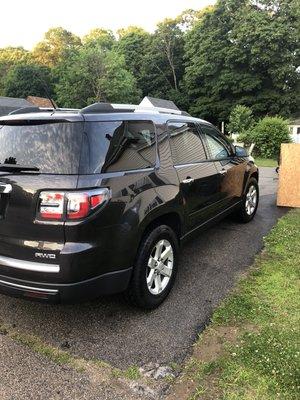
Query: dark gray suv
[{"left": 0, "top": 99, "right": 259, "bottom": 309}]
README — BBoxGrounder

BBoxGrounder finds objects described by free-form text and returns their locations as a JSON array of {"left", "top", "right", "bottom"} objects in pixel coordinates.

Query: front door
[
  {"left": 199, "top": 123, "right": 246, "bottom": 208},
  {"left": 168, "top": 121, "right": 222, "bottom": 231}
]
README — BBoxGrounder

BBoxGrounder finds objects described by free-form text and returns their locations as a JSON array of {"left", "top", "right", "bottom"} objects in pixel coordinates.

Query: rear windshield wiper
[{"left": 0, "top": 164, "right": 40, "bottom": 172}]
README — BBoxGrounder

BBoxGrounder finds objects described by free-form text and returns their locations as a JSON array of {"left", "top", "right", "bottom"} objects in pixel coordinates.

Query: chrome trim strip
[
  {"left": 0, "top": 255, "right": 60, "bottom": 273},
  {"left": 0, "top": 279, "right": 58, "bottom": 294},
  {"left": 174, "top": 162, "right": 203, "bottom": 169}
]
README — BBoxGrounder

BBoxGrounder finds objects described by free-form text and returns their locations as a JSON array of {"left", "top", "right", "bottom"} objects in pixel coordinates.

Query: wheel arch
[
  {"left": 251, "top": 170, "right": 259, "bottom": 182},
  {"left": 243, "top": 166, "right": 259, "bottom": 195},
  {"left": 139, "top": 211, "right": 183, "bottom": 245}
]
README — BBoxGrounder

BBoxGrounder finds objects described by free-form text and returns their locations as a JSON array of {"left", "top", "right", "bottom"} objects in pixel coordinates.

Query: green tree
[
  {"left": 97, "top": 51, "right": 141, "bottom": 103},
  {"left": 184, "top": 0, "right": 300, "bottom": 123},
  {"left": 55, "top": 47, "right": 141, "bottom": 108},
  {"left": 139, "top": 18, "right": 186, "bottom": 105},
  {"left": 245, "top": 116, "right": 291, "bottom": 158},
  {"left": 116, "top": 26, "right": 150, "bottom": 94},
  {"left": 82, "top": 28, "right": 115, "bottom": 50},
  {"left": 0, "top": 47, "right": 30, "bottom": 64},
  {"left": 4, "top": 64, "right": 53, "bottom": 98},
  {"left": 227, "top": 105, "right": 255, "bottom": 135},
  {"left": 0, "top": 47, "right": 32, "bottom": 95},
  {"left": 33, "top": 27, "right": 81, "bottom": 67},
  {"left": 177, "top": 6, "right": 214, "bottom": 30}
]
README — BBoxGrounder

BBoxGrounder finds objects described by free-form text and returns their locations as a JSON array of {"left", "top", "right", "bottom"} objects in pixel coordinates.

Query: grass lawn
[
  {"left": 254, "top": 157, "right": 278, "bottom": 168},
  {"left": 170, "top": 210, "right": 300, "bottom": 400}
]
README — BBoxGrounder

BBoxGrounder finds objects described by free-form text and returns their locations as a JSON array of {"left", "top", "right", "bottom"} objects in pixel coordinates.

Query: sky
[{"left": 0, "top": 0, "right": 215, "bottom": 50}]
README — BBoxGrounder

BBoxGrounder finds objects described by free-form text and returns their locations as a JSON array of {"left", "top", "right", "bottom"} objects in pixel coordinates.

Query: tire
[
  {"left": 234, "top": 178, "right": 259, "bottom": 223},
  {"left": 125, "top": 225, "right": 179, "bottom": 310}
]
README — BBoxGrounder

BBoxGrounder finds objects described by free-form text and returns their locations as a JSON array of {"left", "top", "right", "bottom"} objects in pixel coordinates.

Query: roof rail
[
  {"left": 80, "top": 102, "right": 190, "bottom": 116},
  {"left": 81, "top": 103, "right": 140, "bottom": 114},
  {"left": 9, "top": 107, "right": 47, "bottom": 115},
  {"left": 80, "top": 103, "right": 115, "bottom": 113},
  {"left": 134, "top": 105, "right": 183, "bottom": 115},
  {"left": 8, "top": 107, "right": 80, "bottom": 116}
]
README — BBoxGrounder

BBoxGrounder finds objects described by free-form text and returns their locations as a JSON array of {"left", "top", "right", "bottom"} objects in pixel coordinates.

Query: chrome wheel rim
[
  {"left": 146, "top": 239, "right": 174, "bottom": 295},
  {"left": 245, "top": 185, "right": 257, "bottom": 215}
]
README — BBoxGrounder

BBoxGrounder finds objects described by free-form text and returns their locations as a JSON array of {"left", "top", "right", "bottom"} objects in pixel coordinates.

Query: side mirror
[{"left": 235, "top": 145, "right": 248, "bottom": 157}]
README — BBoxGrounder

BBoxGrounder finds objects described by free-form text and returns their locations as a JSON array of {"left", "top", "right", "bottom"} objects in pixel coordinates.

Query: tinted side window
[
  {"left": 200, "top": 124, "right": 231, "bottom": 160},
  {"left": 168, "top": 122, "right": 206, "bottom": 165},
  {"left": 85, "top": 120, "right": 156, "bottom": 174}
]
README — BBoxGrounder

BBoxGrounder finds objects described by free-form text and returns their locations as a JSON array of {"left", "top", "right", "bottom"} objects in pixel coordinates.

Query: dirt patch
[
  {"left": 165, "top": 324, "right": 258, "bottom": 400},
  {"left": 193, "top": 326, "right": 239, "bottom": 363},
  {"left": 165, "top": 373, "right": 198, "bottom": 400}
]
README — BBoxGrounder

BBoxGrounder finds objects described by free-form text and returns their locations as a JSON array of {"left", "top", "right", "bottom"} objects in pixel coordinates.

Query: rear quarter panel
[{"left": 71, "top": 168, "right": 181, "bottom": 279}]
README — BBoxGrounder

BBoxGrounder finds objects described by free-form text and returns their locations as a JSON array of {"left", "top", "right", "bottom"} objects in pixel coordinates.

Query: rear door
[
  {"left": 0, "top": 120, "right": 83, "bottom": 267},
  {"left": 199, "top": 123, "right": 246, "bottom": 208},
  {"left": 168, "top": 121, "right": 222, "bottom": 231}
]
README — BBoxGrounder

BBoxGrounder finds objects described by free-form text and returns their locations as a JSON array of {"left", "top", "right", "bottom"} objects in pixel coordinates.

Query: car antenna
[{"left": 34, "top": 73, "right": 57, "bottom": 110}]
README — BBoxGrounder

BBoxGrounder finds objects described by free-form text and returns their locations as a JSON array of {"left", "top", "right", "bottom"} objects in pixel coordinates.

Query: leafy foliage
[
  {"left": 55, "top": 47, "right": 140, "bottom": 108},
  {"left": 176, "top": 6, "right": 214, "bottom": 31},
  {"left": 0, "top": 1, "right": 298, "bottom": 121},
  {"left": 0, "top": 47, "right": 32, "bottom": 95},
  {"left": 82, "top": 29, "right": 115, "bottom": 50},
  {"left": 32, "top": 27, "right": 81, "bottom": 67},
  {"left": 4, "top": 64, "right": 53, "bottom": 98},
  {"left": 228, "top": 105, "right": 255, "bottom": 135},
  {"left": 183, "top": 0, "right": 300, "bottom": 123},
  {"left": 243, "top": 116, "right": 291, "bottom": 158},
  {"left": 115, "top": 26, "right": 150, "bottom": 94},
  {"left": 138, "top": 18, "right": 186, "bottom": 106}
]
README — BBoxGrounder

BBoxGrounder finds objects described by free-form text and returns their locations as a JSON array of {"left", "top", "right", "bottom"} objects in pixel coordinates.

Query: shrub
[
  {"left": 238, "top": 129, "right": 253, "bottom": 146},
  {"left": 250, "top": 117, "right": 291, "bottom": 158}
]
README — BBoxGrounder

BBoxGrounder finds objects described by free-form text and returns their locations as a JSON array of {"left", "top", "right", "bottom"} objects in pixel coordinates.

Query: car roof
[{"left": 0, "top": 108, "right": 212, "bottom": 127}]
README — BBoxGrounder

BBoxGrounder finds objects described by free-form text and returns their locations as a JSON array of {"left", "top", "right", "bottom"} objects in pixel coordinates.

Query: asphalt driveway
[{"left": 0, "top": 167, "right": 287, "bottom": 370}]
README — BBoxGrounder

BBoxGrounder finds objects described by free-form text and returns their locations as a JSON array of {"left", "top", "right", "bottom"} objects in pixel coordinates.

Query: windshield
[{"left": 0, "top": 122, "right": 83, "bottom": 174}]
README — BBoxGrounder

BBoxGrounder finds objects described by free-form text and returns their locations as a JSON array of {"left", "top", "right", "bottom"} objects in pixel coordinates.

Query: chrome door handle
[
  {"left": 219, "top": 169, "right": 227, "bottom": 175},
  {"left": 183, "top": 177, "right": 194, "bottom": 184},
  {"left": 0, "top": 183, "right": 12, "bottom": 194}
]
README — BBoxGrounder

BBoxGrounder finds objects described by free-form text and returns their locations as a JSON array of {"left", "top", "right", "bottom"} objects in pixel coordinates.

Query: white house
[{"left": 288, "top": 117, "right": 300, "bottom": 144}]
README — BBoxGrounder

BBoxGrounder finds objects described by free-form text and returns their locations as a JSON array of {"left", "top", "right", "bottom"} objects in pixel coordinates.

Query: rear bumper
[{"left": 0, "top": 268, "right": 132, "bottom": 303}]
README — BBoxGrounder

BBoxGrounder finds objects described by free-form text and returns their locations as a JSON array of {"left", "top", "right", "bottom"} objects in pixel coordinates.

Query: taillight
[
  {"left": 39, "top": 192, "right": 65, "bottom": 220},
  {"left": 38, "top": 188, "right": 110, "bottom": 222},
  {"left": 66, "top": 193, "right": 90, "bottom": 220}
]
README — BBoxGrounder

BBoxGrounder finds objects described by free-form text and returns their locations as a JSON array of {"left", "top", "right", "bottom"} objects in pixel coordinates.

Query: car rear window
[
  {"left": 81, "top": 120, "right": 156, "bottom": 174},
  {"left": 0, "top": 122, "right": 83, "bottom": 174}
]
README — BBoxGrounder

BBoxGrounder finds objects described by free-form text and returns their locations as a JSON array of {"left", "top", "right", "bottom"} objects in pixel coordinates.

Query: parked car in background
[{"left": 0, "top": 99, "right": 259, "bottom": 309}]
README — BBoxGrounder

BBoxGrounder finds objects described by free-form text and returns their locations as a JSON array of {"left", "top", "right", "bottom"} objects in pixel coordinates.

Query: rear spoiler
[
  {"left": 0, "top": 118, "right": 78, "bottom": 126},
  {"left": 0, "top": 111, "right": 83, "bottom": 126}
]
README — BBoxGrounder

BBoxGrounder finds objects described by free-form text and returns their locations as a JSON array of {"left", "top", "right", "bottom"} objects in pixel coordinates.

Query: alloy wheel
[
  {"left": 245, "top": 185, "right": 257, "bottom": 215},
  {"left": 146, "top": 239, "right": 174, "bottom": 295}
]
